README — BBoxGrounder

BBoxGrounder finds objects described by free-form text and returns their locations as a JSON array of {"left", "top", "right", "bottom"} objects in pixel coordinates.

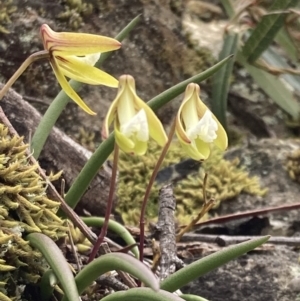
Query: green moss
[
  {"left": 0, "top": 124, "right": 67, "bottom": 300},
  {"left": 116, "top": 140, "right": 267, "bottom": 226},
  {"left": 286, "top": 149, "right": 300, "bottom": 182},
  {"left": 74, "top": 126, "right": 96, "bottom": 151},
  {"left": 0, "top": 0, "right": 17, "bottom": 34},
  {"left": 57, "top": 0, "right": 94, "bottom": 30}
]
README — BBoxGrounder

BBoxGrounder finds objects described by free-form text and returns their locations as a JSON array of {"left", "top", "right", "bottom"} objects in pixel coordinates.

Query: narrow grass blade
[
  {"left": 237, "top": 52, "right": 300, "bottom": 120},
  {"left": 242, "top": 0, "right": 298, "bottom": 63},
  {"left": 160, "top": 236, "right": 270, "bottom": 292},
  {"left": 100, "top": 288, "right": 185, "bottom": 301},
  {"left": 61, "top": 252, "right": 159, "bottom": 300},
  {"left": 148, "top": 56, "right": 233, "bottom": 111},
  {"left": 26, "top": 233, "right": 79, "bottom": 301},
  {"left": 276, "top": 28, "right": 298, "bottom": 61},
  {"left": 212, "top": 33, "right": 239, "bottom": 131},
  {"left": 221, "top": 0, "right": 235, "bottom": 17},
  {"left": 82, "top": 216, "right": 139, "bottom": 258},
  {"left": 63, "top": 56, "right": 233, "bottom": 211},
  {"left": 31, "top": 15, "right": 141, "bottom": 159}
]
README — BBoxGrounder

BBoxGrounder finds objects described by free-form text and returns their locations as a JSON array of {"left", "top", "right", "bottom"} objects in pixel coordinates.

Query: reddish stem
[
  {"left": 139, "top": 120, "right": 176, "bottom": 264},
  {"left": 88, "top": 145, "right": 119, "bottom": 262}
]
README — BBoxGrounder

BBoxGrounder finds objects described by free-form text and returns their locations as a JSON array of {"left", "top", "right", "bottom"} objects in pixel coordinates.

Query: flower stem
[
  {"left": 139, "top": 120, "right": 176, "bottom": 263},
  {"left": 88, "top": 144, "right": 119, "bottom": 262},
  {"left": 0, "top": 50, "right": 49, "bottom": 100}
]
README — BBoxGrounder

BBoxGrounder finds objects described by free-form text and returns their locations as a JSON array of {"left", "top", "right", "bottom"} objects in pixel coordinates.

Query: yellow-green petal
[
  {"left": 116, "top": 84, "right": 137, "bottom": 125},
  {"left": 135, "top": 98, "right": 168, "bottom": 147},
  {"left": 114, "top": 122, "right": 135, "bottom": 152},
  {"left": 194, "top": 138, "right": 211, "bottom": 160},
  {"left": 50, "top": 57, "right": 96, "bottom": 115},
  {"left": 175, "top": 113, "right": 191, "bottom": 144},
  {"left": 181, "top": 89, "right": 199, "bottom": 132},
  {"left": 56, "top": 55, "right": 118, "bottom": 87},
  {"left": 102, "top": 98, "right": 119, "bottom": 139},
  {"left": 40, "top": 24, "right": 121, "bottom": 56},
  {"left": 132, "top": 138, "right": 148, "bottom": 156},
  {"left": 212, "top": 116, "right": 228, "bottom": 151},
  {"left": 178, "top": 139, "right": 206, "bottom": 161}
]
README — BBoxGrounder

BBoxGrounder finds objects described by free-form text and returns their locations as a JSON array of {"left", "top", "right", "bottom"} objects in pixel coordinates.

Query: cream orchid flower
[
  {"left": 102, "top": 75, "right": 168, "bottom": 155},
  {"left": 40, "top": 24, "right": 121, "bottom": 115},
  {"left": 176, "top": 83, "right": 228, "bottom": 160}
]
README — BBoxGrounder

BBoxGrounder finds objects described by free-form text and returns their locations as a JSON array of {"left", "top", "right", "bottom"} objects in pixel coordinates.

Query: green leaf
[
  {"left": 148, "top": 56, "right": 233, "bottom": 111},
  {"left": 242, "top": 0, "right": 298, "bottom": 63},
  {"left": 221, "top": 0, "right": 235, "bottom": 17},
  {"left": 82, "top": 216, "right": 139, "bottom": 258},
  {"left": 260, "top": 46, "right": 300, "bottom": 93},
  {"left": 40, "top": 269, "right": 57, "bottom": 301},
  {"left": 160, "top": 236, "right": 270, "bottom": 292},
  {"left": 100, "top": 288, "right": 185, "bottom": 301},
  {"left": 212, "top": 32, "right": 239, "bottom": 131},
  {"left": 31, "top": 15, "right": 141, "bottom": 159},
  {"left": 63, "top": 56, "right": 233, "bottom": 211},
  {"left": 180, "top": 294, "right": 210, "bottom": 301},
  {"left": 276, "top": 28, "right": 298, "bottom": 61},
  {"left": 61, "top": 252, "right": 159, "bottom": 300},
  {"left": 237, "top": 52, "right": 300, "bottom": 120},
  {"left": 26, "top": 233, "right": 79, "bottom": 301}
]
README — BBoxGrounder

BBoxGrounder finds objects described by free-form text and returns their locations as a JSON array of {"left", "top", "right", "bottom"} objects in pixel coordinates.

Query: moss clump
[
  {"left": 117, "top": 140, "right": 267, "bottom": 226},
  {"left": 286, "top": 149, "right": 300, "bottom": 182},
  {"left": 0, "top": 0, "right": 17, "bottom": 34},
  {"left": 74, "top": 126, "right": 96, "bottom": 151},
  {"left": 0, "top": 124, "right": 67, "bottom": 300},
  {"left": 67, "top": 222, "right": 92, "bottom": 254},
  {"left": 57, "top": 0, "right": 94, "bottom": 30}
]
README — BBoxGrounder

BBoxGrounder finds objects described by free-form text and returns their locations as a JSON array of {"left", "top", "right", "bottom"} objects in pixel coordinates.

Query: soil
[{"left": 1, "top": 0, "right": 300, "bottom": 301}]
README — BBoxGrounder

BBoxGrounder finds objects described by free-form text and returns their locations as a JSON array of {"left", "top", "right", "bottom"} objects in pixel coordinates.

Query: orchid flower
[
  {"left": 40, "top": 24, "right": 121, "bottom": 115},
  {"left": 102, "top": 75, "right": 168, "bottom": 155},
  {"left": 176, "top": 83, "right": 228, "bottom": 160}
]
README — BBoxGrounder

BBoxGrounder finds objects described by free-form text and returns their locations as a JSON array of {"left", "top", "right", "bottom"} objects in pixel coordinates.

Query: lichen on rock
[
  {"left": 0, "top": 123, "right": 67, "bottom": 300},
  {"left": 116, "top": 140, "right": 267, "bottom": 226}
]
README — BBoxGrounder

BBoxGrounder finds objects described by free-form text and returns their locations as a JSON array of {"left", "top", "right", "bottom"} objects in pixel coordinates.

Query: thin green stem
[
  {"left": 88, "top": 144, "right": 119, "bottom": 262},
  {"left": 139, "top": 120, "right": 176, "bottom": 264},
  {"left": 82, "top": 216, "right": 139, "bottom": 258},
  {"left": 0, "top": 50, "right": 49, "bottom": 100}
]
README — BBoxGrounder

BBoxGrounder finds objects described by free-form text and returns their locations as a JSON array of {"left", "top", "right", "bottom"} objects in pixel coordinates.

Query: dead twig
[
  {"left": 155, "top": 184, "right": 184, "bottom": 281},
  {"left": 180, "top": 233, "right": 300, "bottom": 247},
  {"left": 181, "top": 202, "right": 300, "bottom": 230}
]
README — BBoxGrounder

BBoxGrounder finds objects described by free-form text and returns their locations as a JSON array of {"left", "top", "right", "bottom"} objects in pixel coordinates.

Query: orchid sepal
[
  {"left": 40, "top": 24, "right": 121, "bottom": 115},
  {"left": 40, "top": 24, "right": 121, "bottom": 55}
]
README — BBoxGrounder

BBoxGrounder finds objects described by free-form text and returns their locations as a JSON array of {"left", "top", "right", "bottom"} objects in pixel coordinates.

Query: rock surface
[{"left": 182, "top": 139, "right": 300, "bottom": 301}]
